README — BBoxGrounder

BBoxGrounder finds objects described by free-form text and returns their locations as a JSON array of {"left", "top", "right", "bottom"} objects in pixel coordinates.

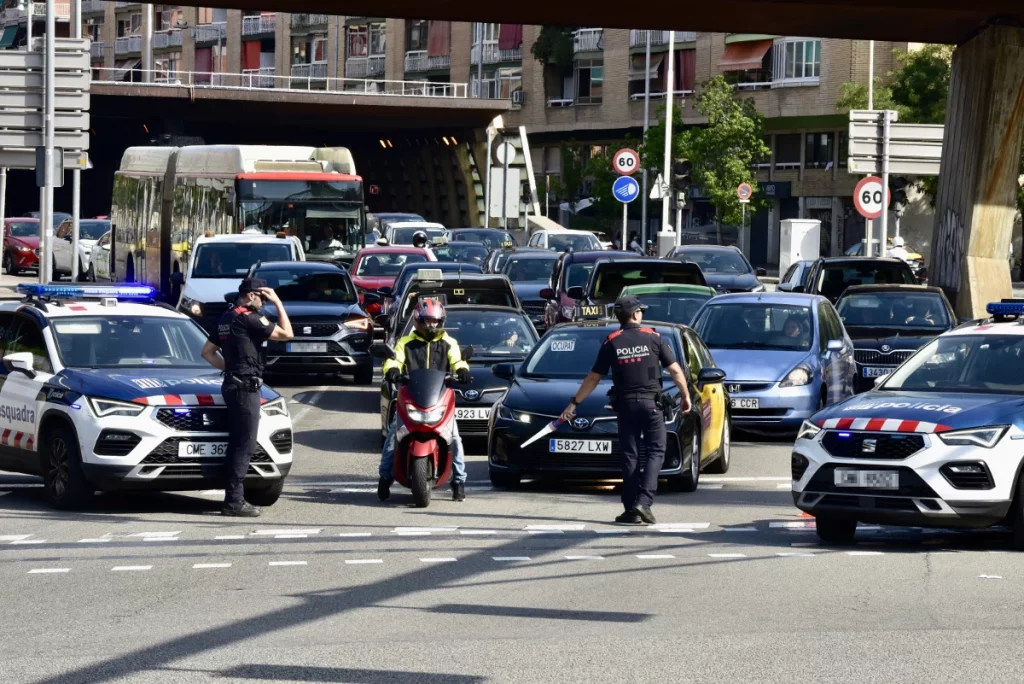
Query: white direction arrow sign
[
  {"left": 0, "top": 110, "right": 88, "bottom": 130},
  {"left": 0, "top": 129, "right": 89, "bottom": 149}
]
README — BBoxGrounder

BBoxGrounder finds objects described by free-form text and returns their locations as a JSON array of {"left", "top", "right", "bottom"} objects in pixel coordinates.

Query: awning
[
  {"left": 0, "top": 26, "right": 19, "bottom": 49},
  {"left": 628, "top": 53, "right": 664, "bottom": 81},
  {"left": 115, "top": 59, "right": 141, "bottom": 81},
  {"left": 718, "top": 39, "right": 773, "bottom": 72}
]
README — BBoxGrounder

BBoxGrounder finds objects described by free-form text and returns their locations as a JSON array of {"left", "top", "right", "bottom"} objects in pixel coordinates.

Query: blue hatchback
[{"left": 691, "top": 293, "right": 856, "bottom": 433}]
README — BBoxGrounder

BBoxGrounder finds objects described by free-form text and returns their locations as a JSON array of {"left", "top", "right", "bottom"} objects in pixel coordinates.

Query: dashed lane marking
[
  {"left": 28, "top": 568, "right": 69, "bottom": 574},
  {"left": 846, "top": 551, "right": 884, "bottom": 556},
  {"left": 776, "top": 552, "right": 817, "bottom": 557},
  {"left": 769, "top": 522, "right": 815, "bottom": 529},
  {"left": 253, "top": 529, "right": 321, "bottom": 536},
  {"left": 193, "top": 563, "right": 231, "bottom": 569},
  {"left": 420, "top": 558, "right": 457, "bottom": 563},
  {"left": 701, "top": 476, "right": 790, "bottom": 482},
  {"left": 0, "top": 535, "right": 33, "bottom": 542},
  {"left": 979, "top": 575, "right": 1003, "bottom": 579},
  {"left": 214, "top": 535, "right": 245, "bottom": 540},
  {"left": 288, "top": 386, "right": 328, "bottom": 426},
  {"left": 268, "top": 561, "right": 307, "bottom": 567},
  {"left": 698, "top": 483, "right": 724, "bottom": 490},
  {"left": 459, "top": 530, "right": 497, "bottom": 536},
  {"left": 112, "top": 566, "right": 152, "bottom": 572},
  {"left": 565, "top": 555, "right": 604, "bottom": 561},
  {"left": 78, "top": 539, "right": 112, "bottom": 543},
  {"left": 338, "top": 532, "right": 373, "bottom": 538},
  {"left": 636, "top": 554, "right": 675, "bottom": 560},
  {"left": 10, "top": 539, "right": 45, "bottom": 545},
  {"left": 708, "top": 553, "right": 747, "bottom": 559},
  {"left": 345, "top": 559, "right": 383, "bottom": 565},
  {"left": 723, "top": 527, "right": 757, "bottom": 533},
  {"left": 128, "top": 531, "right": 181, "bottom": 538},
  {"left": 493, "top": 557, "right": 531, "bottom": 562},
  {"left": 274, "top": 535, "right": 309, "bottom": 539},
  {"left": 524, "top": 525, "right": 585, "bottom": 532},
  {"left": 595, "top": 529, "right": 634, "bottom": 534}
]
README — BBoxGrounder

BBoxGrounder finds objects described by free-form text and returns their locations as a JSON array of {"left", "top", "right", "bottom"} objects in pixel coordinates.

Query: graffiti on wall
[{"left": 931, "top": 208, "right": 964, "bottom": 292}]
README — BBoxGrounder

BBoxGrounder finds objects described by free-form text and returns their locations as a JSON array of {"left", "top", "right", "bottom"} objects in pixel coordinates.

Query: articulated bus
[{"left": 111, "top": 144, "right": 365, "bottom": 301}]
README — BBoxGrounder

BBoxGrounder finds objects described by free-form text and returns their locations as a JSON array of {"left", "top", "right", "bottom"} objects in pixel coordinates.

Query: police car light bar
[
  {"left": 985, "top": 300, "right": 1024, "bottom": 317},
  {"left": 17, "top": 284, "right": 158, "bottom": 301}
]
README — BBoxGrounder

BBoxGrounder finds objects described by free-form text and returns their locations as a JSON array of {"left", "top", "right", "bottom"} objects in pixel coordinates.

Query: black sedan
[
  {"left": 501, "top": 250, "right": 559, "bottom": 333},
  {"left": 836, "top": 284, "right": 958, "bottom": 393},
  {"left": 487, "top": 320, "right": 728, "bottom": 489},
  {"left": 431, "top": 240, "right": 489, "bottom": 267},
  {"left": 669, "top": 245, "right": 767, "bottom": 293},
  {"left": 377, "top": 305, "right": 539, "bottom": 440},
  {"left": 449, "top": 228, "right": 518, "bottom": 251},
  {"left": 251, "top": 261, "right": 376, "bottom": 384},
  {"left": 484, "top": 246, "right": 548, "bottom": 274}
]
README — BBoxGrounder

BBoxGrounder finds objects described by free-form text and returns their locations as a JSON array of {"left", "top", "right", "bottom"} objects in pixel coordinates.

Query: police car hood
[
  {"left": 59, "top": 367, "right": 280, "bottom": 404},
  {"left": 184, "top": 277, "right": 244, "bottom": 304},
  {"left": 503, "top": 375, "right": 674, "bottom": 417},
  {"left": 813, "top": 391, "right": 1024, "bottom": 431},
  {"left": 709, "top": 348, "right": 812, "bottom": 383}
]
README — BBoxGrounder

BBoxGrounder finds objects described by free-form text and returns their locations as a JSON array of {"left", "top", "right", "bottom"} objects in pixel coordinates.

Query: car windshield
[
  {"left": 837, "top": 292, "right": 950, "bottom": 330},
  {"left": 818, "top": 264, "right": 916, "bottom": 299},
  {"left": 356, "top": 252, "right": 428, "bottom": 277},
  {"left": 590, "top": 263, "right": 703, "bottom": 301},
  {"left": 78, "top": 221, "right": 110, "bottom": 240},
  {"left": 405, "top": 310, "right": 537, "bottom": 356},
  {"left": 491, "top": 251, "right": 516, "bottom": 273},
  {"left": 394, "top": 265, "right": 482, "bottom": 296},
  {"left": 633, "top": 292, "right": 713, "bottom": 326},
  {"left": 51, "top": 316, "right": 210, "bottom": 368},
  {"left": 432, "top": 243, "right": 488, "bottom": 265},
  {"left": 565, "top": 263, "right": 595, "bottom": 291},
  {"left": 694, "top": 303, "right": 814, "bottom": 351},
  {"left": 504, "top": 255, "right": 557, "bottom": 282},
  {"left": 882, "top": 334, "right": 1024, "bottom": 394},
  {"left": 676, "top": 248, "right": 752, "bottom": 274},
  {"left": 6, "top": 221, "right": 38, "bottom": 237},
  {"left": 399, "top": 286, "right": 517, "bottom": 321},
  {"left": 523, "top": 327, "right": 678, "bottom": 378},
  {"left": 392, "top": 227, "right": 446, "bottom": 244},
  {"left": 548, "top": 234, "right": 600, "bottom": 251},
  {"left": 257, "top": 269, "right": 356, "bottom": 303},
  {"left": 192, "top": 243, "right": 293, "bottom": 278},
  {"left": 452, "top": 230, "right": 515, "bottom": 250}
]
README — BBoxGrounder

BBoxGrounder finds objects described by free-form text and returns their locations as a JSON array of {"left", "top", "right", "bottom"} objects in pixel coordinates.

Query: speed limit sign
[
  {"left": 613, "top": 148, "right": 640, "bottom": 176},
  {"left": 854, "top": 176, "right": 890, "bottom": 219}
]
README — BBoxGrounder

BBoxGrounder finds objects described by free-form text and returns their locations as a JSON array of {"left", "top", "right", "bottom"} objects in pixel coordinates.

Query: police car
[
  {"left": 0, "top": 285, "right": 293, "bottom": 509},
  {"left": 794, "top": 300, "right": 1024, "bottom": 547}
]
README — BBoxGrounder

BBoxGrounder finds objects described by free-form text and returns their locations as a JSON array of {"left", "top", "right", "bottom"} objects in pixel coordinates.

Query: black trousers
[
  {"left": 223, "top": 380, "right": 261, "bottom": 505},
  {"left": 617, "top": 397, "right": 667, "bottom": 510}
]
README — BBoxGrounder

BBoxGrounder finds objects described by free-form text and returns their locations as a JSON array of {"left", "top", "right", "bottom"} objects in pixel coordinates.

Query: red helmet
[{"left": 413, "top": 298, "right": 446, "bottom": 341}]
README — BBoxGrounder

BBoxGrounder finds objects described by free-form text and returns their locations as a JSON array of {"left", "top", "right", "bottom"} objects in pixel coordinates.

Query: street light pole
[
  {"left": 660, "top": 32, "right": 675, "bottom": 246},
  {"left": 42, "top": 0, "right": 56, "bottom": 284},
  {"left": 640, "top": 30, "right": 651, "bottom": 251},
  {"left": 71, "top": 0, "right": 82, "bottom": 282},
  {"left": 865, "top": 39, "right": 875, "bottom": 255}
]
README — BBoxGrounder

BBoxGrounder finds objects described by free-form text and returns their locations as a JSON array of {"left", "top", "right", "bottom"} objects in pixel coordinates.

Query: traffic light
[
  {"left": 672, "top": 159, "right": 692, "bottom": 193},
  {"left": 891, "top": 176, "right": 909, "bottom": 214}
]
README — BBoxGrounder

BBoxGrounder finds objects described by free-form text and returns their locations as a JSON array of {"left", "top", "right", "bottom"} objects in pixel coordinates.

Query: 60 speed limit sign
[
  {"left": 854, "top": 176, "right": 891, "bottom": 219},
  {"left": 613, "top": 148, "right": 639, "bottom": 176}
]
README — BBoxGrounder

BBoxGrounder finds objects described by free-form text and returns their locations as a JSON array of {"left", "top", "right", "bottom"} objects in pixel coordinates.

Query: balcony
[
  {"left": 345, "top": 54, "right": 385, "bottom": 79},
  {"left": 153, "top": 29, "right": 183, "bottom": 50},
  {"left": 115, "top": 2, "right": 140, "bottom": 6},
  {"left": 90, "top": 41, "right": 105, "bottom": 60},
  {"left": 629, "top": 30, "right": 697, "bottom": 47},
  {"left": 242, "top": 13, "right": 276, "bottom": 37},
  {"left": 291, "top": 14, "right": 329, "bottom": 28},
  {"left": 114, "top": 35, "right": 141, "bottom": 55},
  {"left": 573, "top": 28, "right": 603, "bottom": 53},
  {"left": 470, "top": 42, "right": 522, "bottom": 65},
  {"left": 291, "top": 62, "right": 327, "bottom": 81},
  {"left": 81, "top": 0, "right": 105, "bottom": 14},
  {"left": 404, "top": 50, "right": 451, "bottom": 72},
  {"left": 3, "top": 2, "right": 70, "bottom": 23},
  {"left": 243, "top": 66, "right": 276, "bottom": 88},
  {"left": 194, "top": 22, "right": 227, "bottom": 44}
]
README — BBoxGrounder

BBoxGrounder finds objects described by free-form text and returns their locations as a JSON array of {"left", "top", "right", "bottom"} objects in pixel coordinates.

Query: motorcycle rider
[
  {"left": 378, "top": 298, "right": 472, "bottom": 502},
  {"left": 412, "top": 230, "right": 429, "bottom": 249}
]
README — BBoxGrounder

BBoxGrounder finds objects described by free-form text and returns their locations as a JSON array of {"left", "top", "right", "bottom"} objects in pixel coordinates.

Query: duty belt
[
  {"left": 620, "top": 391, "right": 659, "bottom": 400},
  {"left": 225, "top": 373, "right": 263, "bottom": 390}
]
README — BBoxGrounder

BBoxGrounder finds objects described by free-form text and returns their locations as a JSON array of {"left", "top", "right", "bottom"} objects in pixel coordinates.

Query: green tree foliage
[
  {"left": 549, "top": 141, "right": 587, "bottom": 212},
  {"left": 530, "top": 26, "right": 576, "bottom": 76}
]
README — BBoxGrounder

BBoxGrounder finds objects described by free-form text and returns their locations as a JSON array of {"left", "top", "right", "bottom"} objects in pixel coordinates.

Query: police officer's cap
[
  {"left": 239, "top": 277, "right": 268, "bottom": 294},
  {"left": 614, "top": 295, "right": 648, "bottom": 316}
]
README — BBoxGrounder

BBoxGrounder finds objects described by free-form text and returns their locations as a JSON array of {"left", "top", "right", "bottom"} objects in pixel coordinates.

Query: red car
[
  {"left": 350, "top": 246, "right": 437, "bottom": 319},
  {"left": 3, "top": 218, "right": 40, "bottom": 275}
]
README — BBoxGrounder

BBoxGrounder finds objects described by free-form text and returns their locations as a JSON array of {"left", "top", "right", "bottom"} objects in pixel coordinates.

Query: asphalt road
[{"left": 3, "top": 371, "right": 1024, "bottom": 684}]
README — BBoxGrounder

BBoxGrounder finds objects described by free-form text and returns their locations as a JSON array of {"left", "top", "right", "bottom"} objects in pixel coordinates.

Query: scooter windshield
[{"left": 406, "top": 368, "right": 448, "bottom": 409}]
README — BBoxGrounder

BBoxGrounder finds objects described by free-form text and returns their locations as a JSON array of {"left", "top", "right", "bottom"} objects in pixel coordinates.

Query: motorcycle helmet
[
  {"left": 413, "top": 298, "right": 446, "bottom": 341},
  {"left": 412, "top": 231, "right": 429, "bottom": 248}
]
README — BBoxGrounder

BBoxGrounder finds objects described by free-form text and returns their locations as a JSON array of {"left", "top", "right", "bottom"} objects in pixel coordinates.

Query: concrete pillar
[
  {"left": 274, "top": 10, "right": 291, "bottom": 82},
  {"left": 225, "top": 10, "right": 242, "bottom": 86},
  {"left": 101, "top": 3, "right": 115, "bottom": 71},
  {"left": 449, "top": 22, "right": 472, "bottom": 86},
  {"left": 386, "top": 19, "right": 406, "bottom": 83},
  {"left": 327, "top": 15, "right": 343, "bottom": 86},
  {"left": 181, "top": 6, "right": 197, "bottom": 74},
  {"left": 930, "top": 26, "right": 1024, "bottom": 317}
]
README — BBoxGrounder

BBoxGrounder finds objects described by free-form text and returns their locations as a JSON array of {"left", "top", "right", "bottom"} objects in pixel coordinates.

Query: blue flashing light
[
  {"left": 837, "top": 432, "right": 851, "bottom": 438},
  {"left": 17, "top": 284, "right": 157, "bottom": 301},
  {"left": 986, "top": 301, "right": 1024, "bottom": 316},
  {"left": 173, "top": 408, "right": 190, "bottom": 414}
]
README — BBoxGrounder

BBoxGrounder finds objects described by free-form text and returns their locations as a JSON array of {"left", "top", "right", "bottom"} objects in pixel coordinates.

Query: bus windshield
[{"left": 237, "top": 179, "right": 364, "bottom": 256}]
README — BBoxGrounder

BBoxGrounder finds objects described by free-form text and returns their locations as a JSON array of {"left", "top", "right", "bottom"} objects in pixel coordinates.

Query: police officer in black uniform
[
  {"left": 202, "top": 278, "right": 294, "bottom": 517},
  {"left": 561, "top": 295, "right": 693, "bottom": 525}
]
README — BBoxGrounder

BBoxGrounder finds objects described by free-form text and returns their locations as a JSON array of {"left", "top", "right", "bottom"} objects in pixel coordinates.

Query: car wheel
[
  {"left": 4, "top": 251, "right": 18, "bottom": 276},
  {"left": 815, "top": 515, "right": 858, "bottom": 545},
  {"left": 668, "top": 426, "right": 701, "bottom": 493},
  {"left": 76, "top": 259, "right": 88, "bottom": 282},
  {"left": 244, "top": 479, "right": 285, "bottom": 507},
  {"left": 705, "top": 415, "right": 731, "bottom": 475},
  {"left": 86, "top": 263, "right": 96, "bottom": 282},
  {"left": 354, "top": 365, "right": 374, "bottom": 385},
  {"left": 41, "top": 424, "right": 94, "bottom": 509},
  {"left": 489, "top": 469, "right": 521, "bottom": 488}
]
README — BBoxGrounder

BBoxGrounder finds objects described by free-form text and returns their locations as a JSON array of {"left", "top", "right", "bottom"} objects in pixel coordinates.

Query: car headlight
[
  {"left": 797, "top": 420, "right": 821, "bottom": 441},
  {"left": 17, "top": 245, "right": 32, "bottom": 252},
  {"left": 181, "top": 297, "right": 202, "bottom": 316},
  {"left": 87, "top": 397, "right": 146, "bottom": 418},
  {"left": 344, "top": 317, "right": 371, "bottom": 331},
  {"left": 497, "top": 404, "right": 531, "bottom": 423},
  {"left": 751, "top": 283, "right": 766, "bottom": 293},
  {"left": 937, "top": 426, "right": 1008, "bottom": 448},
  {"left": 261, "top": 397, "right": 289, "bottom": 418},
  {"left": 406, "top": 403, "right": 445, "bottom": 425},
  {"left": 779, "top": 364, "right": 813, "bottom": 388}
]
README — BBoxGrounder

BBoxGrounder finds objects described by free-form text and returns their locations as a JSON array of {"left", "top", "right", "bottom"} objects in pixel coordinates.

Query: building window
[
  {"left": 772, "top": 38, "right": 821, "bottom": 83},
  {"left": 475, "top": 23, "right": 498, "bottom": 45},
  {"left": 575, "top": 58, "right": 603, "bottom": 105},
  {"left": 775, "top": 134, "right": 801, "bottom": 168},
  {"left": 805, "top": 132, "right": 834, "bottom": 169},
  {"left": 838, "top": 131, "right": 848, "bottom": 168},
  {"left": 407, "top": 19, "right": 427, "bottom": 51},
  {"left": 497, "top": 66, "right": 522, "bottom": 99},
  {"left": 348, "top": 23, "right": 385, "bottom": 58}
]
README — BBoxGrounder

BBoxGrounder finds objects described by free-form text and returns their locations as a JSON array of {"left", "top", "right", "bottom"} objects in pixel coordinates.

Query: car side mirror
[
  {"left": 790, "top": 284, "right": 805, "bottom": 293},
  {"left": 370, "top": 343, "right": 395, "bottom": 360},
  {"left": 377, "top": 286, "right": 393, "bottom": 297},
  {"left": 492, "top": 362, "right": 517, "bottom": 381},
  {"left": 827, "top": 339, "right": 844, "bottom": 352},
  {"left": 374, "top": 314, "right": 389, "bottom": 328},
  {"left": 170, "top": 272, "right": 185, "bottom": 285},
  {"left": 958, "top": 316, "right": 973, "bottom": 325},
  {"left": 776, "top": 282, "right": 793, "bottom": 292},
  {"left": 460, "top": 346, "right": 474, "bottom": 362},
  {"left": 223, "top": 292, "right": 238, "bottom": 303},
  {"left": 756, "top": 267, "right": 767, "bottom": 277},
  {"left": 539, "top": 287, "right": 554, "bottom": 300},
  {"left": 696, "top": 367, "right": 726, "bottom": 391},
  {"left": 376, "top": 238, "right": 389, "bottom": 246},
  {"left": 3, "top": 352, "right": 35, "bottom": 379},
  {"left": 566, "top": 286, "right": 584, "bottom": 301},
  {"left": 101, "top": 243, "right": 110, "bottom": 251},
  {"left": 362, "top": 292, "right": 381, "bottom": 305}
]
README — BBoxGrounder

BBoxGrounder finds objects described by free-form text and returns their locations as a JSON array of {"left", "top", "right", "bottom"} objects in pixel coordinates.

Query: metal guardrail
[
  {"left": 3, "top": 2, "right": 71, "bottom": 22},
  {"left": 291, "top": 13, "right": 329, "bottom": 27},
  {"left": 573, "top": 28, "right": 603, "bottom": 52},
  {"left": 405, "top": 51, "right": 451, "bottom": 72},
  {"left": 90, "top": 41, "right": 105, "bottom": 60},
  {"left": 114, "top": 35, "right": 141, "bottom": 55},
  {"left": 92, "top": 68, "right": 470, "bottom": 98},
  {"left": 470, "top": 42, "right": 522, "bottom": 65},
  {"left": 290, "top": 62, "right": 327, "bottom": 81},
  {"left": 629, "top": 30, "right": 697, "bottom": 47},
  {"left": 194, "top": 22, "right": 227, "bottom": 43},
  {"left": 153, "top": 29, "right": 183, "bottom": 50},
  {"left": 242, "top": 14, "right": 276, "bottom": 36},
  {"left": 345, "top": 55, "right": 385, "bottom": 79}
]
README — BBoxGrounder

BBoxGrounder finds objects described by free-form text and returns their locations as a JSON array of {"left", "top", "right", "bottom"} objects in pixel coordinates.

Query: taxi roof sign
[
  {"left": 415, "top": 269, "right": 444, "bottom": 281},
  {"left": 18, "top": 284, "right": 157, "bottom": 300}
]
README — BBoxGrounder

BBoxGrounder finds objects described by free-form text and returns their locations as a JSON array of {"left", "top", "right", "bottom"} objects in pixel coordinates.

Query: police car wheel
[
  {"left": 41, "top": 424, "right": 94, "bottom": 509},
  {"left": 815, "top": 516, "right": 857, "bottom": 545},
  {"left": 244, "top": 479, "right": 285, "bottom": 507},
  {"left": 489, "top": 469, "right": 521, "bottom": 488},
  {"left": 705, "top": 415, "right": 731, "bottom": 475}
]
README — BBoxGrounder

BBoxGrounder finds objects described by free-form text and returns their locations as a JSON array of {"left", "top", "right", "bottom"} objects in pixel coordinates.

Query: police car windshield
[
  {"left": 51, "top": 317, "right": 210, "bottom": 368},
  {"left": 548, "top": 234, "right": 600, "bottom": 252},
  {"left": 882, "top": 334, "right": 1024, "bottom": 394},
  {"left": 193, "top": 243, "right": 292, "bottom": 278},
  {"left": 257, "top": 269, "right": 356, "bottom": 304},
  {"left": 356, "top": 252, "right": 429, "bottom": 276},
  {"left": 838, "top": 292, "right": 949, "bottom": 330},
  {"left": 432, "top": 243, "right": 488, "bottom": 265},
  {"left": 674, "top": 248, "right": 752, "bottom": 274},
  {"left": 694, "top": 303, "right": 814, "bottom": 351},
  {"left": 391, "top": 227, "right": 445, "bottom": 244},
  {"left": 633, "top": 292, "right": 712, "bottom": 326},
  {"left": 503, "top": 255, "right": 557, "bottom": 282},
  {"left": 523, "top": 327, "right": 679, "bottom": 379},
  {"left": 405, "top": 310, "right": 537, "bottom": 356}
]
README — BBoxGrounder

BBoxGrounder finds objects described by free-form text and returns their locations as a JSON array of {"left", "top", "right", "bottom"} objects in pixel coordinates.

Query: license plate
[
  {"left": 456, "top": 408, "right": 491, "bottom": 420},
  {"left": 549, "top": 438, "right": 612, "bottom": 454},
  {"left": 288, "top": 342, "right": 327, "bottom": 353},
  {"left": 730, "top": 398, "right": 759, "bottom": 409},
  {"left": 862, "top": 366, "right": 893, "bottom": 378},
  {"left": 834, "top": 469, "right": 899, "bottom": 490},
  {"left": 177, "top": 442, "right": 228, "bottom": 459}
]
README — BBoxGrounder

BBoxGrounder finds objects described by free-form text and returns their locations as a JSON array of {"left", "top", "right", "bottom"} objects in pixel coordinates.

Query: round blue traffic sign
[{"left": 612, "top": 176, "right": 640, "bottom": 204}]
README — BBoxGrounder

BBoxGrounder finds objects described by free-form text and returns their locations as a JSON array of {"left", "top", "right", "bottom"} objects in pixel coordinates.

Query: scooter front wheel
[{"left": 410, "top": 457, "right": 433, "bottom": 508}]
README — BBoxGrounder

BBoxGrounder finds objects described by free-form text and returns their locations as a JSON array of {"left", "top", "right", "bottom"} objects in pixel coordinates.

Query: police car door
[{"left": 0, "top": 314, "right": 53, "bottom": 471}]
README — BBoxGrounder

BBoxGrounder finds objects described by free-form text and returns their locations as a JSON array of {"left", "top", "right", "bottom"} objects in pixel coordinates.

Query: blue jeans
[{"left": 379, "top": 415, "right": 466, "bottom": 483}]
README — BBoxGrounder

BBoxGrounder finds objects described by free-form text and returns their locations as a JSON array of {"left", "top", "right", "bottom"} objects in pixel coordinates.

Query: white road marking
[
  {"left": 129, "top": 531, "right": 181, "bottom": 538},
  {"left": 420, "top": 557, "right": 457, "bottom": 563},
  {"left": 524, "top": 524, "right": 585, "bottom": 531},
  {"left": 769, "top": 522, "right": 814, "bottom": 528},
  {"left": 253, "top": 529, "right": 321, "bottom": 536},
  {"left": 268, "top": 561, "right": 308, "bottom": 567},
  {"left": 564, "top": 555, "right": 604, "bottom": 561},
  {"left": 289, "top": 386, "right": 328, "bottom": 425},
  {"left": 651, "top": 523, "right": 710, "bottom": 529},
  {"left": 979, "top": 575, "right": 1002, "bottom": 579},
  {"left": 193, "top": 563, "right": 232, "bottom": 569},
  {"left": 527, "top": 530, "right": 563, "bottom": 535},
  {"left": 0, "top": 535, "right": 33, "bottom": 542},
  {"left": 214, "top": 535, "right": 245, "bottom": 540},
  {"left": 697, "top": 484, "right": 724, "bottom": 490},
  {"left": 0, "top": 491, "right": 7, "bottom": 497},
  {"left": 78, "top": 538, "right": 112, "bottom": 543},
  {"left": 776, "top": 483, "right": 792, "bottom": 489},
  {"left": 636, "top": 554, "right": 675, "bottom": 560},
  {"left": 700, "top": 476, "right": 790, "bottom": 482},
  {"left": 329, "top": 488, "right": 375, "bottom": 493},
  {"left": 338, "top": 532, "right": 373, "bottom": 538},
  {"left": 776, "top": 552, "right": 816, "bottom": 557},
  {"left": 112, "top": 566, "right": 152, "bottom": 572},
  {"left": 846, "top": 551, "right": 884, "bottom": 556},
  {"left": 345, "top": 559, "right": 384, "bottom": 565},
  {"left": 10, "top": 539, "right": 45, "bottom": 545},
  {"left": 28, "top": 568, "right": 69, "bottom": 574},
  {"left": 595, "top": 529, "right": 633, "bottom": 534},
  {"left": 723, "top": 527, "right": 757, "bottom": 532},
  {"left": 142, "top": 537, "right": 178, "bottom": 542},
  {"left": 0, "top": 483, "right": 42, "bottom": 488},
  {"left": 459, "top": 530, "right": 497, "bottom": 535},
  {"left": 493, "top": 556, "right": 531, "bottom": 561},
  {"left": 394, "top": 527, "right": 458, "bottom": 534},
  {"left": 294, "top": 481, "right": 377, "bottom": 487},
  {"left": 274, "top": 534, "right": 308, "bottom": 539},
  {"left": 708, "top": 553, "right": 747, "bottom": 559},
  {"left": 396, "top": 531, "right": 432, "bottom": 536}
]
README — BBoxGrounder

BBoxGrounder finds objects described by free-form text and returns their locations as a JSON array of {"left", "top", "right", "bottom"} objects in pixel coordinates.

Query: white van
[{"left": 526, "top": 228, "right": 604, "bottom": 252}]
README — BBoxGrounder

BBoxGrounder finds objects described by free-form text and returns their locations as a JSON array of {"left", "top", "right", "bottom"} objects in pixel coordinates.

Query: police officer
[
  {"left": 561, "top": 295, "right": 693, "bottom": 525},
  {"left": 201, "top": 278, "right": 294, "bottom": 517}
]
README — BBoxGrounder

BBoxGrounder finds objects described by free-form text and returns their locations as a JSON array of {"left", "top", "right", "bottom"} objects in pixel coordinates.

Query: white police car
[
  {"left": 0, "top": 284, "right": 293, "bottom": 509},
  {"left": 793, "top": 300, "right": 1024, "bottom": 547}
]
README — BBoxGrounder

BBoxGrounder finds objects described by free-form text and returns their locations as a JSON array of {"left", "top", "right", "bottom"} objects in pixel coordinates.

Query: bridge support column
[{"left": 931, "top": 25, "right": 1024, "bottom": 317}]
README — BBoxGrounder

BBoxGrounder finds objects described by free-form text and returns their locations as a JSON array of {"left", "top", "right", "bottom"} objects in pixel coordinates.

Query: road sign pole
[
  {"left": 501, "top": 140, "right": 509, "bottom": 230},
  {"left": 0, "top": 168, "right": 6, "bottom": 279},
  {"left": 741, "top": 201, "right": 747, "bottom": 255},
  {"left": 71, "top": 0, "right": 82, "bottom": 282},
  {"left": 661, "top": 31, "right": 675, "bottom": 235},
  {"left": 43, "top": 0, "right": 56, "bottom": 285},
  {"left": 622, "top": 202, "right": 627, "bottom": 238},
  {"left": 879, "top": 110, "right": 891, "bottom": 255},
  {"left": 640, "top": 31, "right": 651, "bottom": 250},
  {"left": 484, "top": 127, "right": 493, "bottom": 227}
]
